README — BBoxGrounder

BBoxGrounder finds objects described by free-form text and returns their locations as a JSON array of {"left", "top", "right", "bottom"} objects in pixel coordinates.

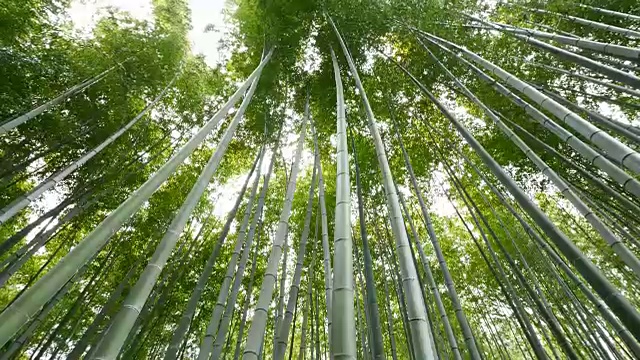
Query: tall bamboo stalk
[
  {"left": 242, "top": 98, "right": 308, "bottom": 360},
  {"left": 165, "top": 147, "right": 264, "bottom": 360},
  {"left": 327, "top": 45, "right": 357, "bottom": 360},
  {"left": 274, "top": 147, "right": 317, "bottom": 360},
  {"left": 0, "top": 63, "right": 123, "bottom": 134},
  {"left": 314, "top": 124, "right": 333, "bottom": 355},
  {"left": 422, "top": 36, "right": 640, "bottom": 198},
  {"left": 0, "top": 50, "right": 274, "bottom": 349},
  {"left": 351, "top": 133, "right": 386, "bottom": 360},
  {"left": 328, "top": 15, "right": 435, "bottom": 359},
  {"left": 395, "top": 59, "right": 640, "bottom": 343}
]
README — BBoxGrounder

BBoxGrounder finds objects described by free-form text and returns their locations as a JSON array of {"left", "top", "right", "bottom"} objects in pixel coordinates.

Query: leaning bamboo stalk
[
  {"left": 0, "top": 50, "right": 273, "bottom": 349},
  {"left": 482, "top": 20, "right": 640, "bottom": 61},
  {"left": 501, "top": 116, "right": 640, "bottom": 224},
  {"left": 274, "top": 152, "right": 317, "bottom": 360},
  {"left": 397, "top": 190, "right": 463, "bottom": 360},
  {"left": 90, "top": 64, "right": 264, "bottom": 360},
  {"left": 421, "top": 31, "right": 640, "bottom": 173},
  {"left": 0, "top": 62, "right": 123, "bottom": 135},
  {"left": 421, "top": 41, "right": 640, "bottom": 276},
  {"left": 395, "top": 59, "right": 640, "bottom": 343},
  {"left": 523, "top": 19, "right": 578, "bottom": 38},
  {"left": 0, "top": 73, "right": 179, "bottom": 225},
  {"left": 328, "top": 15, "right": 434, "bottom": 359},
  {"left": 242, "top": 101, "right": 308, "bottom": 360},
  {"left": 165, "top": 148, "right": 263, "bottom": 360},
  {"left": 528, "top": 62, "right": 640, "bottom": 99},
  {"left": 422, "top": 36, "right": 640, "bottom": 198},
  {"left": 529, "top": 7, "right": 640, "bottom": 39},
  {"left": 67, "top": 261, "right": 141, "bottom": 360},
  {"left": 578, "top": 4, "right": 640, "bottom": 22},
  {"left": 538, "top": 87, "right": 640, "bottom": 145}
]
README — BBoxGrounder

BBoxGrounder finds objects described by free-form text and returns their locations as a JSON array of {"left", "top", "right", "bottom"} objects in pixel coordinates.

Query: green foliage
[{"left": 2, "top": 0, "right": 640, "bottom": 358}]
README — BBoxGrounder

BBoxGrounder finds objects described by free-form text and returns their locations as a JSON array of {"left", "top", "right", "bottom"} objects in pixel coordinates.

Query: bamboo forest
[{"left": 4, "top": 0, "right": 640, "bottom": 358}]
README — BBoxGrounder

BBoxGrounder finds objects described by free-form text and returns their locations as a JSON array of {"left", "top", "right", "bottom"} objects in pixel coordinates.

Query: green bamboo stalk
[
  {"left": 422, "top": 36, "right": 640, "bottom": 198},
  {"left": 395, "top": 58, "right": 640, "bottom": 343},
  {"left": 274, "top": 147, "right": 317, "bottom": 360},
  {"left": 90, "top": 61, "right": 266, "bottom": 360},
  {"left": 165, "top": 148, "right": 263, "bottom": 360},
  {"left": 0, "top": 50, "right": 273, "bottom": 349},
  {"left": 351, "top": 133, "right": 386, "bottom": 360},
  {"left": 327, "top": 45, "right": 357, "bottom": 360},
  {"left": 242, "top": 99, "right": 308, "bottom": 360},
  {"left": 328, "top": 15, "right": 434, "bottom": 359}
]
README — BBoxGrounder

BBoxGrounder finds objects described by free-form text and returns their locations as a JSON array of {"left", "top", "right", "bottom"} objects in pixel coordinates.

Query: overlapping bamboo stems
[
  {"left": 420, "top": 30, "right": 640, "bottom": 174},
  {"left": 527, "top": 7, "right": 640, "bottom": 39},
  {"left": 466, "top": 14, "right": 640, "bottom": 90},
  {"left": 0, "top": 73, "right": 180, "bottom": 225},
  {"left": 350, "top": 132, "right": 386, "bottom": 360},
  {"left": 197, "top": 150, "right": 266, "bottom": 360},
  {"left": 328, "top": 15, "right": 435, "bottom": 359},
  {"left": 165, "top": 146, "right": 265, "bottom": 360},
  {"left": 274, "top": 138, "right": 317, "bottom": 360},
  {"left": 537, "top": 86, "right": 640, "bottom": 145},
  {"left": 419, "top": 35, "right": 640, "bottom": 199},
  {"left": 471, "top": 18, "right": 640, "bottom": 61},
  {"left": 91, "top": 58, "right": 266, "bottom": 360},
  {"left": 0, "top": 50, "right": 274, "bottom": 349},
  {"left": 426, "top": 71, "right": 640, "bottom": 357},
  {"left": 438, "top": 149, "right": 579, "bottom": 359},
  {"left": 419, "top": 39, "right": 640, "bottom": 276},
  {"left": 298, "top": 214, "right": 318, "bottom": 360},
  {"left": 390, "top": 108, "right": 481, "bottom": 359},
  {"left": 395, "top": 188, "right": 462, "bottom": 359},
  {"left": 527, "top": 62, "right": 640, "bottom": 99},
  {"left": 436, "top": 173, "right": 550, "bottom": 359},
  {"left": 501, "top": 116, "right": 640, "bottom": 245},
  {"left": 459, "top": 147, "right": 640, "bottom": 358},
  {"left": 392, "top": 54, "right": 640, "bottom": 344},
  {"left": 242, "top": 98, "right": 308, "bottom": 360}
]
